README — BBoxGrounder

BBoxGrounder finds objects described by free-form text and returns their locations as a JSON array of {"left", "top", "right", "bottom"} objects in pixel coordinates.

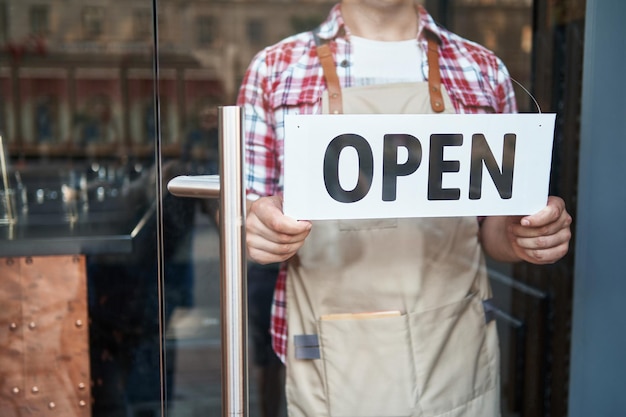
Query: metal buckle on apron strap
[{"left": 294, "top": 334, "right": 321, "bottom": 360}]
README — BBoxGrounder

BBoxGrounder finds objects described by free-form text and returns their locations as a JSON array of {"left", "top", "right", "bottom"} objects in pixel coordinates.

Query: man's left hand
[{"left": 507, "top": 196, "right": 572, "bottom": 264}]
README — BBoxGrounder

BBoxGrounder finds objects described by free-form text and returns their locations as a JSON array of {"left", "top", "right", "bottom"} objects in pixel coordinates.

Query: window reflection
[
  {"left": 29, "top": 5, "right": 50, "bottom": 36},
  {"left": 0, "top": 2, "right": 7, "bottom": 44},
  {"left": 33, "top": 94, "right": 58, "bottom": 143},
  {"left": 247, "top": 19, "right": 266, "bottom": 46},
  {"left": 82, "top": 7, "right": 105, "bottom": 40},
  {"left": 197, "top": 16, "right": 219, "bottom": 47},
  {"left": 133, "top": 9, "right": 152, "bottom": 41},
  {"left": 0, "top": 0, "right": 570, "bottom": 417}
]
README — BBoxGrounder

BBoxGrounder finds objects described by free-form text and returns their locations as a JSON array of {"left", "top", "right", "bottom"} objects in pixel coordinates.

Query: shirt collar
[
  {"left": 314, "top": 4, "right": 345, "bottom": 41},
  {"left": 315, "top": 3, "right": 443, "bottom": 44},
  {"left": 416, "top": 4, "right": 444, "bottom": 43}
]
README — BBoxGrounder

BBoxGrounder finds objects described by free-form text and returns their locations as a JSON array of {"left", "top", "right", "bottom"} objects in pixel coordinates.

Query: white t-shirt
[{"left": 350, "top": 35, "right": 424, "bottom": 86}]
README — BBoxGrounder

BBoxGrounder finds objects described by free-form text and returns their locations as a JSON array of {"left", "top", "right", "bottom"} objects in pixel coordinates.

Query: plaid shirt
[{"left": 236, "top": 4, "right": 517, "bottom": 363}]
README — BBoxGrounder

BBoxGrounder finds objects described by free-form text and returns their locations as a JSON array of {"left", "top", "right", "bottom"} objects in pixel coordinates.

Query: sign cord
[{"left": 511, "top": 77, "right": 542, "bottom": 114}]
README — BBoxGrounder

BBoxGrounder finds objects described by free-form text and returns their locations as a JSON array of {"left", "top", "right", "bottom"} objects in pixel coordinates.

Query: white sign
[{"left": 283, "top": 113, "right": 556, "bottom": 220}]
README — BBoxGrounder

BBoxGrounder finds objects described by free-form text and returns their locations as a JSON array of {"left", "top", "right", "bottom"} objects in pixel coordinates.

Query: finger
[
  {"left": 515, "top": 234, "right": 571, "bottom": 264},
  {"left": 520, "top": 244, "right": 570, "bottom": 265},
  {"left": 513, "top": 225, "right": 572, "bottom": 252},
  {"left": 247, "top": 232, "right": 305, "bottom": 263},
  {"left": 247, "top": 221, "right": 311, "bottom": 253},
  {"left": 247, "top": 248, "right": 286, "bottom": 265},
  {"left": 520, "top": 196, "right": 566, "bottom": 227},
  {"left": 250, "top": 196, "right": 312, "bottom": 236},
  {"left": 247, "top": 209, "right": 311, "bottom": 245},
  {"left": 513, "top": 196, "right": 571, "bottom": 237},
  {"left": 510, "top": 219, "right": 561, "bottom": 239},
  {"left": 263, "top": 214, "right": 312, "bottom": 238},
  {"left": 246, "top": 196, "right": 312, "bottom": 263},
  {"left": 511, "top": 210, "right": 572, "bottom": 239},
  {"left": 246, "top": 218, "right": 310, "bottom": 264}
]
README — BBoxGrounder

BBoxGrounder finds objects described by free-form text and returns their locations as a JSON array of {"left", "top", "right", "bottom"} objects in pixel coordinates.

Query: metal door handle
[{"left": 168, "top": 105, "right": 248, "bottom": 417}]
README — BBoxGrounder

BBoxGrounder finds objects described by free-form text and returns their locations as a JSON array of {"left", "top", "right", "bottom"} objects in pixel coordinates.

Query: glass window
[
  {"left": 448, "top": 0, "right": 534, "bottom": 111},
  {"left": 134, "top": 8, "right": 152, "bottom": 40},
  {"left": 247, "top": 18, "right": 266, "bottom": 46},
  {"left": 0, "top": 2, "right": 6, "bottom": 44},
  {"left": 0, "top": 1, "right": 161, "bottom": 416},
  {"left": 82, "top": 6, "right": 104, "bottom": 39},
  {"left": 30, "top": 5, "right": 50, "bottom": 35},
  {"left": 290, "top": 14, "right": 327, "bottom": 33},
  {"left": 197, "top": 15, "right": 218, "bottom": 46},
  {"left": 0, "top": 1, "right": 595, "bottom": 416}
]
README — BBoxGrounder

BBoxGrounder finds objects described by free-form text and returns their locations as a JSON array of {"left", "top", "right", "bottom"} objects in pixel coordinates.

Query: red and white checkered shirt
[{"left": 236, "top": 4, "right": 517, "bottom": 363}]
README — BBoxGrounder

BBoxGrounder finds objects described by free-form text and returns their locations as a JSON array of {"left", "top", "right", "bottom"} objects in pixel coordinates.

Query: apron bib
[{"left": 284, "top": 32, "right": 501, "bottom": 417}]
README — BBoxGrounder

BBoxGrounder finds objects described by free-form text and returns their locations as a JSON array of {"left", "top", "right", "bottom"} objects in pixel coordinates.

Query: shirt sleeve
[
  {"left": 495, "top": 56, "right": 518, "bottom": 114},
  {"left": 236, "top": 49, "right": 281, "bottom": 200}
]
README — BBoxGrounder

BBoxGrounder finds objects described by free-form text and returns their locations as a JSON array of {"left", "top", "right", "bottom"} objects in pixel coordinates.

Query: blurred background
[{"left": 1, "top": 1, "right": 621, "bottom": 417}]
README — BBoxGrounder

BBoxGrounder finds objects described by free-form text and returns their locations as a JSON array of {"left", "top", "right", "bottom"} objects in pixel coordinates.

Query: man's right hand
[{"left": 246, "top": 196, "right": 312, "bottom": 264}]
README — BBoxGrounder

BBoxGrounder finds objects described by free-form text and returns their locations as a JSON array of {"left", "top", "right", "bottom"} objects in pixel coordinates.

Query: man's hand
[
  {"left": 481, "top": 196, "right": 572, "bottom": 264},
  {"left": 246, "top": 196, "right": 312, "bottom": 264},
  {"left": 509, "top": 195, "right": 572, "bottom": 264}
]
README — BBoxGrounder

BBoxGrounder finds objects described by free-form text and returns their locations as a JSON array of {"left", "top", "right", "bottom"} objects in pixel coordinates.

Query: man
[{"left": 237, "top": 1, "right": 572, "bottom": 416}]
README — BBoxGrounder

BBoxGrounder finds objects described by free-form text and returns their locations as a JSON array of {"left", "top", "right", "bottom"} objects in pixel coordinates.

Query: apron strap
[
  {"left": 314, "top": 32, "right": 344, "bottom": 115},
  {"left": 425, "top": 30, "right": 445, "bottom": 113},
  {"left": 313, "top": 28, "right": 446, "bottom": 114}
]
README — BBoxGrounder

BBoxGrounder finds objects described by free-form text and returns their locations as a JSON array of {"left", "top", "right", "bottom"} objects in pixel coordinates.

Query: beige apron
[{"left": 284, "top": 32, "right": 501, "bottom": 417}]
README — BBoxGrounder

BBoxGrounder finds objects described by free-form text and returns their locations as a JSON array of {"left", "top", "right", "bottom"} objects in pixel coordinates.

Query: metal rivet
[
  {"left": 31, "top": 386, "right": 39, "bottom": 394},
  {"left": 79, "top": 400, "right": 86, "bottom": 407},
  {"left": 331, "top": 93, "right": 338, "bottom": 98},
  {"left": 75, "top": 319, "right": 83, "bottom": 328},
  {"left": 78, "top": 382, "right": 86, "bottom": 390},
  {"left": 9, "top": 322, "right": 17, "bottom": 330},
  {"left": 432, "top": 86, "right": 439, "bottom": 92},
  {"left": 333, "top": 110, "right": 339, "bottom": 114},
  {"left": 28, "top": 322, "right": 36, "bottom": 330},
  {"left": 48, "top": 402, "right": 56, "bottom": 409},
  {"left": 435, "top": 101, "right": 442, "bottom": 107},
  {"left": 12, "top": 387, "right": 20, "bottom": 395}
]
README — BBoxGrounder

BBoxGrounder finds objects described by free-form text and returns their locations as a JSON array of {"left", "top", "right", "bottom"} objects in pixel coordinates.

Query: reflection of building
[
  {"left": 0, "top": 0, "right": 336, "bottom": 158},
  {"left": 426, "top": 0, "right": 536, "bottom": 110},
  {"left": 0, "top": 0, "right": 537, "bottom": 159}
]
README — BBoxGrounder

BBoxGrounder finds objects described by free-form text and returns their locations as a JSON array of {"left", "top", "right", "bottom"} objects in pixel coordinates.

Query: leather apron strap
[
  {"left": 314, "top": 29, "right": 445, "bottom": 114},
  {"left": 425, "top": 30, "right": 445, "bottom": 113},
  {"left": 315, "top": 42, "right": 343, "bottom": 115}
]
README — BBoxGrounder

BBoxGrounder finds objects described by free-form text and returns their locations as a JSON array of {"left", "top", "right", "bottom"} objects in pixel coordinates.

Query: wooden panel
[{"left": 0, "top": 255, "right": 91, "bottom": 417}]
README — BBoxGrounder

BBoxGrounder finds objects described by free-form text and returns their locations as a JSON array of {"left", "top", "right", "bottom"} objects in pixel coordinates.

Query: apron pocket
[
  {"left": 408, "top": 293, "right": 498, "bottom": 415},
  {"left": 318, "top": 313, "right": 416, "bottom": 417}
]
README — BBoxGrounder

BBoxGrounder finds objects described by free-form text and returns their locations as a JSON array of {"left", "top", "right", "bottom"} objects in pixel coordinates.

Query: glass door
[
  {"left": 0, "top": 1, "right": 164, "bottom": 417},
  {"left": 154, "top": 3, "right": 336, "bottom": 416},
  {"left": 0, "top": 0, "right": 584, "bottom": 416}
]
